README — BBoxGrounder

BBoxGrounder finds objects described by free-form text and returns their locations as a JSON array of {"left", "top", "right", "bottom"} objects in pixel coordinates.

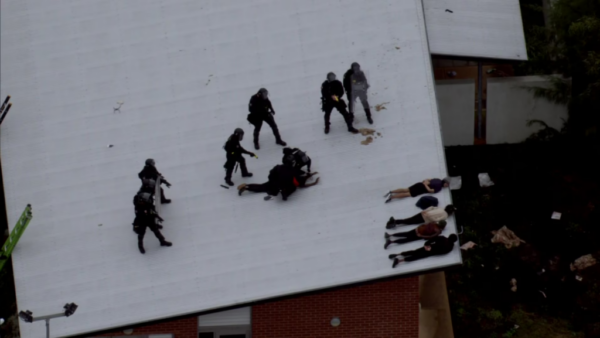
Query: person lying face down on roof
[
  {"left": 386, "top": 205, "right": 456, "bottom": 229},
  {"left": 238, "top": 164, "right": 320, "bottom": 200},
  {"left": 384, "top": 220, "right": 447, "bottom": 249},
  {"left": 383, "top": 178, "right": 450, "bottom": 203},
  {"left": 388, "top": 234, "right": 458, "bottom": 268}
]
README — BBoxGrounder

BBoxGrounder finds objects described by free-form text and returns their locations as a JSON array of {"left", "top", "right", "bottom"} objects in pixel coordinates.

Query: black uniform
[
  {"left": 240, "top": 164, "right": 305, "bottom": 200},
  {"left": 282, "top": 147, "right": 312, "bottom": 173},
  {"left": 343, "top": 65, "right": 372, "bottom": 123},
  {"left": 321, "top": 80, "right": 357, "bottom": 133},
  {"left": 239, "top": 166, "right": 283, "bottom": 197},
  {"left": 273, "top": 164, "right": 304, "bottom": 200},
  {"left": 247, "top": 92, "right": 286, "bottom": 148},
  {"left": 138, "top": 165, "right": 171, "bottom": 203},
  {"left": 133, "top": 208, "right": 171, "bottom": 254},
  {"left": 224, "top": 133, "right": 254, "bottom": 184},
  {"left": 398, "top": 236, "right": 456, "bottom": 262}
]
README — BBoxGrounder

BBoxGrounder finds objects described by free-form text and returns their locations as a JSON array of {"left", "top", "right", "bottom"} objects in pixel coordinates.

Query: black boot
[
  {"left": 365, "top": 108, "right": 373, "bottom": 124},
  {"left": 325, "top": 125, "right": 330, "bottom": 134},
  {"left": 386, "top": 217, "right": 396, "bottom": 229},
  {"left": 253, "top": 127, "right": 260, "bottom": 150},
  {"left": 161, "top": 199, "right": 171, "bottom": 204},
  {"left": 384, "top": 239, "right": 392, "bottom": 250},
  {"left": 160, "top": 240, "right": 172, "bottom": 247},
  {"left": 138, "top": 240, "right": 145, "bottom": 254},
  {"left": 242, "top": 172, "right": 253, "bottom": 178},
  {"left": 346, "top": 117, "right": 359, "bottom": 132},
  {"left": 225, "top": 177, "right": 234, "bottom": 186},
  {"left": 273, "top": 127, "right": 286, "bottom": 146}
]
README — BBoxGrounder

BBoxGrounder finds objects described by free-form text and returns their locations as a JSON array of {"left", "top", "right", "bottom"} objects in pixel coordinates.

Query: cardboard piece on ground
[
  {"left": 478, "top": 173, "right": 494, "bottom": 187},
  {"left": 448, "top": 176, "right": 462, "bottom": 190}
]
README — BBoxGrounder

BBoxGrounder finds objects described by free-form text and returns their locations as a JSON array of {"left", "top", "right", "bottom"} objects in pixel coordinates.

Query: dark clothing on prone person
[
  {"left": 384, "top": 221, "right": 447, "bottom": 249},
  {"left": 389, "top": 235, "right": 458, "bottom": 268},
  {"left": 399, "top": 236, "right": 456, "bottom": 261},
  {"left": 238, "top": 165, "right": 319, "bottom": 199}
]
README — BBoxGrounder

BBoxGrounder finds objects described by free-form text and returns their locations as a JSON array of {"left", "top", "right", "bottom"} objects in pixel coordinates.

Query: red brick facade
[
  {"left": 93, "top": 277, "right": 419, "bottom": 338},
  {"left": 95, "top": 316, "right": 197, "bottom": 337},
  {"left": 252, "top": 277, "right": 419, "bottom": 338}
]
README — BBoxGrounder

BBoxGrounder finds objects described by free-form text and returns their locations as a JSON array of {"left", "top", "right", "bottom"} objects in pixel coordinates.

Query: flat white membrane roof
[
  {"left": 423, "top": 0, "right": 528, "bottom": 60},
  {"left": 0, "top": 0, "right": 461, "bottom": 336}
]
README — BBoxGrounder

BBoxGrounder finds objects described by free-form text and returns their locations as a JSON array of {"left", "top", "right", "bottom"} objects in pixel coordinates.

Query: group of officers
[
  {"left": 223, "top": 128, "right": 318, "bottom": 200},
  {"left": 243, "top": 62, "right": 373, "bottom": 151},
  {"left": 223, "top": 61, "right": 373, "bottom": 190}
]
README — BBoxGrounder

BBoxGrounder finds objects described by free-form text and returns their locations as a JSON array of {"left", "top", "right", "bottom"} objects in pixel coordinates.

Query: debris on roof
[{"left": 491, "top": 226, "right": 525, "bottom": 248}]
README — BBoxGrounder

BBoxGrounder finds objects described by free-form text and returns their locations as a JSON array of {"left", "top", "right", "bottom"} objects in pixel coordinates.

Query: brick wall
[
  {"left": 252, "top": 276, "right": 419, "bottom": 338},
  {"left": 91, "top": 277, "right": 419, "bottom": 338},
  {"left": 95, "top": 316, "right": 197, "bottom": 337}
]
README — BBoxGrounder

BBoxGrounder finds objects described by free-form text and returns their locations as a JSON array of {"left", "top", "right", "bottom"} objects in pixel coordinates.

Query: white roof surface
[
  {"left": 423, "top": 0, "right": 528, "bottom": 60},
  {"left": 0, "top": 0, "right": 461, "bottom": 337}
]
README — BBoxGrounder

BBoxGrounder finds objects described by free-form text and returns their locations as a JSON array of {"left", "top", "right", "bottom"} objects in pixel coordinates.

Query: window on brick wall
[
  {"left": 88, "top": 335, "right": 174, "bottom": 338},
  {"left": 198, "top": 307, "right": 251, "bottom": 338},
  {"left": 198, "top": 325, "right": 250, "bottom": 338}
]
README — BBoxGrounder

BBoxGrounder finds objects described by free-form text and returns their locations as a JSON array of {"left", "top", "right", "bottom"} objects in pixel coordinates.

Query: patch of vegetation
[{"left": 445, "top": 142, "right": 600, "bottom": 337}]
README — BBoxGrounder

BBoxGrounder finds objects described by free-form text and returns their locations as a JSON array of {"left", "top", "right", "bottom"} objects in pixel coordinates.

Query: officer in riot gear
[
  {"left": 282, "top": 147, "right": 312, "bottom": 173},
  {"left": 138, "top": 158, "right": 172, "bottom": 203},
  {"left": 223, "top": 128, "right": 256, "bottom": 186},
  {"left": 321, "top": 72, "right": 359, "bottom": 134},
  {"left": 343, "top": 62, "right": 373, "bottom": 124},
  {"left": 247, "top": 88, "right": 287, "bottom": 150}
]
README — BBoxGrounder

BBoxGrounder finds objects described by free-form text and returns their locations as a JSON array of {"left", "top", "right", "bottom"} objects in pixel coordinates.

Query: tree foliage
[{"left": 518, "top": 0, "right": 600, "bottom": 142}]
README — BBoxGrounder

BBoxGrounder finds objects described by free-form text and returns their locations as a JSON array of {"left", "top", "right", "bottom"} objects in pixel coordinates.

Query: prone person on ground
[
  {"left": 238, "top": 164, "right": 320, "bottom": 199},
  {"left": 384, "top": 178, "right": 449, "bottom": 203},
  {"left": 384, "top": 220, "right": 447, "bottom": 249},
  {"left": 389, "top": 234, "right": 458, "bottom": 268},
  {"left": 387, "top": 205, "right": 456, "bottom": 229}
]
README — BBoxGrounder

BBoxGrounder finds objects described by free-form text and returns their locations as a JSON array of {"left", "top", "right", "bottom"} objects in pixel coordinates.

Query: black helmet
[
  {"left": 234, "top": 128, "right": 244, "bottom": 141},
  {"left": 327, "top": 72, "right": 336, "bottom": 82},
  {"left": 282, "top": 147, "right": 293, "bottom": 155},
  {"left": 258, "top": 88, "right": 268, "bottom": 99},
  {"left": 351, "top": 62, "right": 360, "bottom": 71},
  {"left": 145, "top": 158, "right": 155, "bottom": 166}
]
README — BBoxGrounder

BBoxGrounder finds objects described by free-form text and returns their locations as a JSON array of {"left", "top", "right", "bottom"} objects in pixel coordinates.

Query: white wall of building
[
  {"left": 435, "top": 79, "right": 475, "bottom": 146},
  {"left": 486, "top": 76, "right": 568, "bottom": 144}
]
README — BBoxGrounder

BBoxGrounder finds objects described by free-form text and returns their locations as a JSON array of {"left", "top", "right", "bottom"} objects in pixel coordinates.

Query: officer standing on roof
[
  {"left": 343, "top": 62, "right": 373, "bottom": 124},
  {"left": 133, "top": 207, "right": 172, "bottom": 254},
  {"left": 224, "top": 128, "right": 256, "bottom": 186},
  {"left": 133, "top": 191, "right": 164, "bottom": 229},
  {"left": 321, "top": 72, "right": 359, "bottom": 134},
  {"left": 138, "top": 159, "right": 172, "bottom": 204},
  {"left": 247, "top": 88, "right": 287, "bottom": 150}
]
